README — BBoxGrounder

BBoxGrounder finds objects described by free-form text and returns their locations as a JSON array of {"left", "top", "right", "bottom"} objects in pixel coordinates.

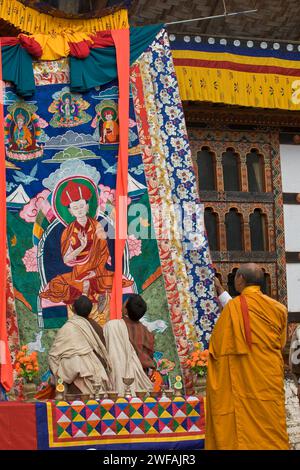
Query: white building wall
[
  {"left": 281, "top": 144, "right": 300, "bottom": 192},
  {"left": 280, "top": 144, "right": 300, "bottom": 312},
  {"left": 286, "top": 264, "right": 300, "bottom": 312},
  {"left": 280, "top": 144, "right": 300, "bottom": 449},
  {"left": 283, "top": 206, "right": 300, "bottom": 252}
]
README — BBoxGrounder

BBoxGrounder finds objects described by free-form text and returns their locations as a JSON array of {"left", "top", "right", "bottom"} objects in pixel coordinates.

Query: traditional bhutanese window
[
  {"left": 204, "top": 207, "right": 219, "bottom": 251},
  {"left": 222, "top": 148, "right": 240, "bottom": 191},
  {"left": 247, "top": 149, "right": 265, "bottom": 192},
  {"left": 225, "top": 208, "right": 243, "bottom": 251},
  {"left": 227, "top": 268, "right": 239, "bottom": 297},
  {"left": 250, "top": 209, "right": 267, "bottom": 251},
  {"left": 197, "top": 147, "right": 216, "bottom": 191}
]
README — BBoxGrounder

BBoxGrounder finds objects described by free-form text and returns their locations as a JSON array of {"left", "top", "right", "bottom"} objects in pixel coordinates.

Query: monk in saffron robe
[
  {"left": 40, "top": 180, "right": 131, "bottom": 305},
  {"left": 206, "top": 263, "right": 289, "bottom": 450}
]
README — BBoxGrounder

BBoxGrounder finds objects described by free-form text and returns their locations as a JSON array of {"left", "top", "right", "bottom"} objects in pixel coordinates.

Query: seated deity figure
[{"left": 40, "top": 180, "right": 132, "bottom": 305}]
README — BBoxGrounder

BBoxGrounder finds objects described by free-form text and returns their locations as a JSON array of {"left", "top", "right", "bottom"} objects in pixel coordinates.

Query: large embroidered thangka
[{"left": 5, "top": 29, "right": 219, "bottom": 391}]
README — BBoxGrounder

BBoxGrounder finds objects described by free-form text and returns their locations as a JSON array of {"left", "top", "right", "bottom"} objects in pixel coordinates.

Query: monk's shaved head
[{"left": 236, "top": 263, "right": 264, "bottom": 288}]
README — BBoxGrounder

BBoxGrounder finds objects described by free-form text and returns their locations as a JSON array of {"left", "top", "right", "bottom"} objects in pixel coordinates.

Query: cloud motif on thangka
[
  {"left": 4, "top": 90, "right": 36, "bottom": 105},
  {"left": 52, "top": 86, "right": 70, "bottom": 100},
  {"left": 92, "top": 85, "right": 133, "bottom": 100},
  {"left": 43, "top": 159, "right": 101, "bottom": 191},
  {"left": 129, "top": 163, "right": 144, "bottom": 176},
  {"left": 4, "top": 91, "right": 19, "bottom": 105},
  {"left": 43, "top": 146, "right": 100, "bottom": 163},
  {"left": 140, "top": 318, "right": 168, "bottom": 334},
  {"left": 44, "top": 130, "right": 97, "bottom": 149}
]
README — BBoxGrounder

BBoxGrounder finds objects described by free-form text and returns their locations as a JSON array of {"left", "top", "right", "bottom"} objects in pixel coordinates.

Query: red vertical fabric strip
[
  {"left": 0, "top": 41, "right": 13, "bottom": 392},
  {"left": 239, "top": 294, "right": 252, "bottom": 351},
  {"left": 110, "top": 29, "right": 130, "bottom": 319}
]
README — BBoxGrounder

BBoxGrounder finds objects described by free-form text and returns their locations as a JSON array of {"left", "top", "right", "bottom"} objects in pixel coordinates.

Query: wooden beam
[
  {"left": 184, "top": 102, "right": 300, "bottom": 129},
  {"left": 288, "top": 312, "right": 300, "bottom": 322},
  {"left": 286, "top": 252, "right": 300, "bottom": 263},
  {"left": 283, "top": 193, "right": 300, "bottom": 204}
]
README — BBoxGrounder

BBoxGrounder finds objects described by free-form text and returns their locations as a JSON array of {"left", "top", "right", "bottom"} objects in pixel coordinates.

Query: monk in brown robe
[
  {"left": 206, "top": 263, "right": 289, "bottom": 450},
  {"left": 40, "top": 180, "right": 131, "bottom": 305},
  {"left": 122, "top": 294, "right": 155, "bottom": 373}
]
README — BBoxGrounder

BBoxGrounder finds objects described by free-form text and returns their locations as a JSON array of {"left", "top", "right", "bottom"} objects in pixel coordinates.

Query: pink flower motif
[
  {"left": 129, "top": 118, "right": 136, "bottom": 128},
  {"left": 127, "top": 234, "right": 142, "bottom": 259},
  {"left": 22, "top": 246, "right": 38, "bottom": 272},
  {"left": 20, "top": 190, "right": 51, "bottom": 223},
  {"left": 98, "top": 184, "right": 115, "bottom": 213},
  {"left": 98, "top": 184, "right": 131, "bottom": 214}
]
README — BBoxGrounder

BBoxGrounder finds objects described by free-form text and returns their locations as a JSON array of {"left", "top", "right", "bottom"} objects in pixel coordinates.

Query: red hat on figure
[{"left": 61, "top": 181, "right": 92, "bottom": 206}]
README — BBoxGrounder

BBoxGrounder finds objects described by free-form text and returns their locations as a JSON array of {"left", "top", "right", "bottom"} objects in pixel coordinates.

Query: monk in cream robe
[
  {"left": 49, "top": 314, "right": 112, "bottom": 394},
  {"left": 103, "top": 319, "right": 153, "bottom": 396},
  {"left": 206, "top": 264, "right": 289, "bottom": 450}
]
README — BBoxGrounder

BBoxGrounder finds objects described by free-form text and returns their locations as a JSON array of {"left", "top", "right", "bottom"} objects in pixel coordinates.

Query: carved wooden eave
[{"left": 183, "top": 102, "right": 300, "bottom": 129}]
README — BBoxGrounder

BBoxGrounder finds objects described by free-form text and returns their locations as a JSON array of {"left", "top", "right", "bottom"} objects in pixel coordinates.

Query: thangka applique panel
[
  {"left": 5, "top": 29, "right": 220, "bottom": 393},
  {"left": 5, "top": 74, "right": 181, "bottom": 388}
]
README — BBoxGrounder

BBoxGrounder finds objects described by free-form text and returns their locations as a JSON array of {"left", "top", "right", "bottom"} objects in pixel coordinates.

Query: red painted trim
[
  {"left": 240, "top": 295, "right": 252, "bottom": 351},
  {"left": 174, "top": 57, "right": 300, "bottom": 77}
]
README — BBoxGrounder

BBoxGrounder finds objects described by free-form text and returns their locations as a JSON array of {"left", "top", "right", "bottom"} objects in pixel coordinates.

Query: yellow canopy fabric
[
  {"left": 29, "top": 31, "right": 93, "bottom": 61},
  {"left": 175, "top": 64, "right": 300, "bottom": 110},
  {"left": 0, "top": 0, "right": 128, "bottom": 35},
  {"left": 172, "top": 44, "right": 300, "bottom": 111}
]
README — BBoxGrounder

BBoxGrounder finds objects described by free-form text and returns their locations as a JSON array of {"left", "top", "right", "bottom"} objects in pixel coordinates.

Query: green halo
[
  {"left": 53, "top": 177, "right": 99, "bottom": 226},
  {"left": 100, "top": 107, "right": 117, "bottom": 121},
  {"left": 61, "top": 92, "right": 72, "bottom": 103}
]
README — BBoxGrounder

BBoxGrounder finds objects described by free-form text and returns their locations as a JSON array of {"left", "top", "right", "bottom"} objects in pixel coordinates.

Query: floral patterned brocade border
[{"left": 132, "top": 30, "right": 220, "bottom": 386}]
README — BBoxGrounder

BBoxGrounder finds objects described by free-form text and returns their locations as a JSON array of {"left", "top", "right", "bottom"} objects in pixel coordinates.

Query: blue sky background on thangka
[{"left": 5, "top": 81, "right": 143, "bottom": 200}]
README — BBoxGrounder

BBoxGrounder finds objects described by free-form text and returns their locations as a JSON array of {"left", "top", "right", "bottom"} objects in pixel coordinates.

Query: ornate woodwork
[{"left": 189, "top": 127, "right": 286, "bottom": 304}]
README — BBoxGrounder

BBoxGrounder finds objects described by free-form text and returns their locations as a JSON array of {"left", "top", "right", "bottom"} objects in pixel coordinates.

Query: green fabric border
[
  {"left": 2, "top": 45, "right": 35, "bottom": 96},
  {"left": 1, "top": 25, "right": 163, "bottom": 96},
  {"left": 70, "top": 25, "right": 163, "bottom": 93}
]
